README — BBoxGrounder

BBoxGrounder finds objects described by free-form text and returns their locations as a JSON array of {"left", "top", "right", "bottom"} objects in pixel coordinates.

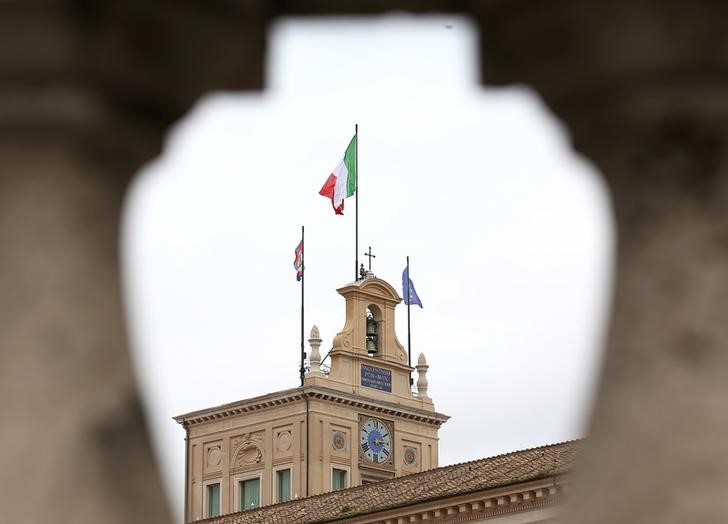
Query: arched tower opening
[{"left": 365, "top": 304, "right": 382, "bottom": 356}]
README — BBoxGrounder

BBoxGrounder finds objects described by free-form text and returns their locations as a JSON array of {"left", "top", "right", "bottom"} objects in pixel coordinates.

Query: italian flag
[{"left": 319, "top": 135, "right": 357, "bottom": 215}]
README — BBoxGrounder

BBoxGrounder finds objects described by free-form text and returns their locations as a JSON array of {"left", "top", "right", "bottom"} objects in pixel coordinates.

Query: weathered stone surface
[
  {"left": 0, "top": 152, "right": 169, "bottom": 523},
  {"left": 476, "top": 1, "right": 728, "bottom": 521},
  {"left": 1, "top": 1, "right": 269, "bottom": 522}
]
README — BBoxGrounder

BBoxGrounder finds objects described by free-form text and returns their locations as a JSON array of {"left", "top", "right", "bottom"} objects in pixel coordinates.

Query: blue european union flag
[{"left": 402, "top": 266, "right": 423, "bottom": 308}]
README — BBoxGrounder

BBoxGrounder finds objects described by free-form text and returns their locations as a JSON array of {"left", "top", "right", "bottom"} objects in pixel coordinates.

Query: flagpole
[
  {"left": 407, "top": 256, "right": 412, "bottom": 385},
  {"left": 354, "top": 123, "right": 359, "bottom": 281},
  {"left": 300, "top": 225, "right": 305, "bottom": 387}
]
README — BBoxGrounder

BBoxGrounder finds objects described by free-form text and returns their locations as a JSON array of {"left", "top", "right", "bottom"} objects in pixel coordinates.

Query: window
[
  {"left": 360, "top": 471, "right": 393, "bottom": 485},
  {"left": 276, "top": 468, "right": 291, "bottom": 503},
  {"left": 332, "top": 468, "right": 348, "bottom": 491},
  {"left": 206, "top": 483, "right": 220, "bottom": 517},
  {"left": 239, "top": 478, "right": 260, "bottom": 510}
]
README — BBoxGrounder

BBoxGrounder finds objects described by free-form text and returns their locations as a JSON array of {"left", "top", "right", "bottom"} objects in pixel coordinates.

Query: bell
[
  {"left": 366, "top": 316, "right": 378, "bottom": 337},
  {"left": 366, "top": 315, "right": 378, "bottom": 354},
  {"left": 366, "top": 337, "right": 378, "bottom": 354}
]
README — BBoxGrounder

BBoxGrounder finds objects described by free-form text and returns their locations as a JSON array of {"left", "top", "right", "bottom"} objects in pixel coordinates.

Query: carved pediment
[
  {"left": 337, "top": 277, "right": 402, "bottom": 305},
  {"left": 357, "top": 278, "right": 401, "bottom": 302}
]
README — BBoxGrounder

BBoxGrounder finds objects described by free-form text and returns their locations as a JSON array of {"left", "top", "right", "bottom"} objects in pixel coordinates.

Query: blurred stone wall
[
  {"left": 2, "top": 1, "right": 726, "bottom": 523},
  {"left": 477, "top": 2, "right": 728, "bottom": 521},
  {"left": 1, "top": 2, "right": 268, "bottom": 522}
]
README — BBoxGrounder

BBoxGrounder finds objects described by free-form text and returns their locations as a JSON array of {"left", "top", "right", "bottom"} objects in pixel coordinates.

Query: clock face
[{"left": 359, "top": 418, "right": 392, "bottom": 464}]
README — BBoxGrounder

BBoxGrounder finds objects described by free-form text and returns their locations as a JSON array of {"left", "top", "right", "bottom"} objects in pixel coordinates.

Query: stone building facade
[{"left": 176, "top": 274, "right": 449, "bottom": 520}]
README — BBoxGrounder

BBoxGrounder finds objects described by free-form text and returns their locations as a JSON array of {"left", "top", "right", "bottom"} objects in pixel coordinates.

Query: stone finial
[
  {"left": 307, "top": 324, "right": 323, "bottom": 377},
  {"left": 416, "top": 352, "right": 430, "bottom": 399}
]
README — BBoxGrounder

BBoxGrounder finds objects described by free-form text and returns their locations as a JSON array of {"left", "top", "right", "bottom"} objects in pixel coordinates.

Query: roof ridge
[{"left": 391, "top": 438, "right": 583, "bottom": 479}]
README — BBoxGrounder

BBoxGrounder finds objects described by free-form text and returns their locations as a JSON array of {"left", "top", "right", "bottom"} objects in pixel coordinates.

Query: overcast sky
[{"left": 123, "top": 15, "right": 614, "bottom": 521}]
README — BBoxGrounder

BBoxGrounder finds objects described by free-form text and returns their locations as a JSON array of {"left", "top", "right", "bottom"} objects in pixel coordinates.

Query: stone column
[{"left": 475, "top": 1, "right": 728, "bottom": 521}]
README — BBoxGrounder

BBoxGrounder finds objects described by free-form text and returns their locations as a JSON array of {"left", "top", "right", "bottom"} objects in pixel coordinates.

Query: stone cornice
[
  {"left": 173, "top": 387, "right": 305, "bottom": 426},
  {"left": 306, "top": 387, "right": 449, "bottom": 426},
  {"left": 174, "top": 386, "right": 449, "bottom": 428}
]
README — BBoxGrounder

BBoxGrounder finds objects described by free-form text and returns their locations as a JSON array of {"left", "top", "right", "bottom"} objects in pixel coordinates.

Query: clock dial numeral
[
  {"left": 361, "top": 442, "right": 369, "bottom": 452},
  {"left": 382, "top": 448, "right": 389, "bottom": 457},
  {"left": 373, "top": 453, "right": 379, "bottom": 463}
]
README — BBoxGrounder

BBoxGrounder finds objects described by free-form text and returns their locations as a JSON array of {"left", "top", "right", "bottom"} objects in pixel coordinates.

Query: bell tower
[
  {"left": 175, "top": 271, "right": 448, "bottom": 521},
  {"left": 303, "top": 270, "right": 446, "bottom": 485},
  {"left": 306, "top": 271, "right": 432, "bottom": 410}
]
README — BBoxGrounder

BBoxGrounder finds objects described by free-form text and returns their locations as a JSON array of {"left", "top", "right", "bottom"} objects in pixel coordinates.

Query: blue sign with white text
[{"left": 361, "top": 364, "right": 392, "bottom": 392}]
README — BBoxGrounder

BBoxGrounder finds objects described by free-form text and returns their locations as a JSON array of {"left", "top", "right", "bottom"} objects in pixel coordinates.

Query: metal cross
[{"left": 364, "top": 246, "right": 376, "bottom": 270}]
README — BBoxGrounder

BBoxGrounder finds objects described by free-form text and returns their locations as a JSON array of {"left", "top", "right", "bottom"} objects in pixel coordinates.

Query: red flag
[{"left": 319, "top": 174, "right": 344, "bottom": 215}]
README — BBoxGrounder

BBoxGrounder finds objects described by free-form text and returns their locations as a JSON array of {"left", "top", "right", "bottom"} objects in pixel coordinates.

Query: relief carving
[
  {"left": 275, "top": 430, "right": 292, "bottom": 454},
  {"left": 333, "top": 328, "right": 353, "bottom": 350},
  {"left": 394, "top": 336, "right": 407, "bottom": 362},
  {"left": 331, "top": 431, "right": 347, "bottom": 451},
  {"left": 206, "top": 445, "right": 222, "bottom": 470},
  {"left": 231, "top": 431, "right": 264, "bottom": 468}
]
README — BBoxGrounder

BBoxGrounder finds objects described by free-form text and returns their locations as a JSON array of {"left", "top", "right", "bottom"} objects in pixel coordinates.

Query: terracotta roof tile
[{"left": 197, "top": 440, "right": 578, "bottom": 524}]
